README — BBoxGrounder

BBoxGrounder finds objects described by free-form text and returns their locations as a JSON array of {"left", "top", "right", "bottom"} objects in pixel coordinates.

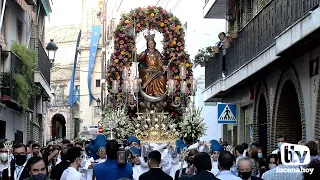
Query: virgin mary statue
[{"left": 138, "top": 33, "right": 167, "bottom": 98}]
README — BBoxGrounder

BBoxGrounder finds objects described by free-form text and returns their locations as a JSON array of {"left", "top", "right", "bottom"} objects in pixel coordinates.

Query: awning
[{"left": 40, "top": 0, "right": 52, "bottom": 17}]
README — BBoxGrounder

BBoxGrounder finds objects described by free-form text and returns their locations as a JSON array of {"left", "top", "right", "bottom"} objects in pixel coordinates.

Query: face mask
[
  {"left": 269, "top": 163, "right": 277, "bottom": 169},
  {"left": 0, "top": 153, "right": 8, "bottom": 161},
  {"left": 277, "top": 142, "right": 283, "bottom": 149},
  {"left": 14, "top": 154, "right": 27, "bottom": 166},
  {"left": 238, "top": 171, "right": 252, "bottom": 179},
  {"left": 258, "top": 153, "right": 263, "bottom": 158},
  {"left": 32, "top": 173, "right": 47, "bottom": 180}
]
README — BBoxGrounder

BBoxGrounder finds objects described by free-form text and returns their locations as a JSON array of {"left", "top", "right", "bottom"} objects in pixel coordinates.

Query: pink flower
[
  {"left": 180, "top": 46, "right": 184, "bottom": 50},
  {"left": 174, "top": 69, "right": 178, "bottom": 73},
  {"left": 139, "top": 13, "right": 143, "bottom": 16},
  {"left": 124, "top": 58, "right": 128, "bottom": 61},
  {"left": 189, "top": 76, "right": 193, "bottom": 80},
  {"left": 120, "top": 45, "right": 124, "bottom": 48},
  {"left": 162, "top": 10, "right": 167, "bottom": 14},
  {"left": 118, "top": 55, "right": 123, "bottom": 59},
  {"left": 169, "top": 35, "right": 173, "bottom": 39},
  {"left": 120, "top": 34, "right": 125, "bottom": 37},
  {"left": 120, "top": 63, "right": 123, "bottom": 66},
  {"left": 178, "top": 53, "right": 181, "bottom": 57},
  {"left": 120, "top": 67, "right": 123, "bottom": 71},
  {"left": 111, "top": 68, "right": 115, "bottom": 71}
]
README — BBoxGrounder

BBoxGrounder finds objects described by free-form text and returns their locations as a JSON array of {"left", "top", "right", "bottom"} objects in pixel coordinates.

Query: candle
[
  {"left": 123, "top": 80, "right": 129, "bottom": 93},
  {"left": 122, "top": 67, "right": 129, "bottom": 80},
  {"left": 181, "top": 81, "right": 187, "bottom": 94},
  {"left": 112, "top": 80, "right": 119, "bottom": 93},
  {"left": 191, "top": 80, "right": 197, "bottom": 94},
  {"left": 167, "top": 79, "right": 176, "bottom": 94},
  {"left": 179, "top": 64, "right": 186, "bottom": 80},
  {"left": 132, "top": 79, "right": 140, "bottom": 92}
]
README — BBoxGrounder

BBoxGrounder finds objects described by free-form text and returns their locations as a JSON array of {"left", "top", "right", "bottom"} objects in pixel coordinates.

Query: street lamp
[
  {"left": 96, "top": 98, "right": 101, "bottom": 107},
  {"left": 46, "top": 39, "right": 58, "bottom": 63}
]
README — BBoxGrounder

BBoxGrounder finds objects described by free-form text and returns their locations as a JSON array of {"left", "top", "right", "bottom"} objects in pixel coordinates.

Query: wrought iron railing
[
  {"left": 0, "top": 71, "right": 18, "bottom": 102},
  {"left": 205, "top": 0, "right": 320, "bottom": 88},
  {"left": 38, "top": 39, "right": 51, "bottom": 85}
]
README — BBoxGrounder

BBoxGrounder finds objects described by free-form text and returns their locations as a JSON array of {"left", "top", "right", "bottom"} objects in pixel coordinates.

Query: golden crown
[
  {"left": 144, "top": 33, "right": 155, "bottom": 41},
  {"left": 132, "top": 110, "right": 179, "bottom": 143}
]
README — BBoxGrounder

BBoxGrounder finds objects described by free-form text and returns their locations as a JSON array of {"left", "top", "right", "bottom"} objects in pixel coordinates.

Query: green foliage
[
  {"left": 192, "top": 47, "right": 212, "bottom": 67},
  {"left": 11, "top": 43, "right": 39, "bottom": 111}
]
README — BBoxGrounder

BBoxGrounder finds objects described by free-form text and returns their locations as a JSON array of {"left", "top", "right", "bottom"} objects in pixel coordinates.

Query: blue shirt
[{"left": 93, "top": 159, "right": 133, "bottom": 180}]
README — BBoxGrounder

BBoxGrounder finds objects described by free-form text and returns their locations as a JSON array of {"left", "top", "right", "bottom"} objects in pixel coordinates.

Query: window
[
  {"left": 96, "top": 79, "right": 101, "bottom": 87},
  {"left": 17, "top": 19, "right": 23, "bottom": 44},
  {"left": 244, "top": 109, "right": 253, "bottom": 144},
  {"left": 75, "top": 85, "right": 80, "bottom": 90}
]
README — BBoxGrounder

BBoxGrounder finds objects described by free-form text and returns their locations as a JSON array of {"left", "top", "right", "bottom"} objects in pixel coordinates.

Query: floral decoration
[
  {"left": 179, "top": 104, "right": 207, "bottom": 139},
  {"left": 102, "top": 107, "right": 135, "bottom": 139},
  {"left": 107, "top": 6, "right": 193, "bottom": 103}
]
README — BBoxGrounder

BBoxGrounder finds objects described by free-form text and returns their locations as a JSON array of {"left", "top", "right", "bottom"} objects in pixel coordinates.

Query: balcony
[
  {"left": 203, "top": 0, "right": 226, "bottom": 19},
  {"left": 204, "top": 0, "right": 320, "bottom": 101},
  {"left": 33, "top": 38, "right": 52, "bottom": 99},
  {"left": 0, "top": 52, "right": 22, "bottom": 109}
]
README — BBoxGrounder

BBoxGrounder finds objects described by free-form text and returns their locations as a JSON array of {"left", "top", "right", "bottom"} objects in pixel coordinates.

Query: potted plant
[
  {"left": 213, "top": 46, "right": 219, "bottom": 53},
  {"left": 232, "top": 30, "right": 238, "bottom": 38},
  {"left": 192, "top": 48, "right": 210, "bottom": 67},
  {"left": 227, "top": 33, "right": 233, "bottom": 43},
  {"left": 206, "top": 46, "right": 214, "bottom": 57},
  {"left": 223, "top": 40, "right": 230, "bottom": 49}
]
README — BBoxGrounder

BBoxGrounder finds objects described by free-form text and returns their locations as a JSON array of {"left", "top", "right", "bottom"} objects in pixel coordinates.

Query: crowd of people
[{"left": 0, "top": 135, "right": 320, "bottom": 180}]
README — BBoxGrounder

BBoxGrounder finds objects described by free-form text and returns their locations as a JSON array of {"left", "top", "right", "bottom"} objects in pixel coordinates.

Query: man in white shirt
[
  {"left": 271, "top": 135, "right": 286, "bottom": 154},
  {"left": 60, "top": 147, "right": 83, "bottom": 180},
  {"left": 216, "top": 151, "right": 241, "bottom": 180}
]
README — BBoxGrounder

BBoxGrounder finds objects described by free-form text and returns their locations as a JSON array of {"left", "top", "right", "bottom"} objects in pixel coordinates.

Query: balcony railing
[
  {"left": 0, "top": 72, "right": 18, "bottom": 103},
  {"left": 205, "top": 0, "right": 320, "bottom": 88},
  {"left": 38, "top": 39, "right": 51, "bottom": 85}
]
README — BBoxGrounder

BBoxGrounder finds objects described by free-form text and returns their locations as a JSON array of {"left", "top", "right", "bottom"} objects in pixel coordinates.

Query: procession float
[{"left": 103, "top": 6, "right": 207, "bottom": 145}]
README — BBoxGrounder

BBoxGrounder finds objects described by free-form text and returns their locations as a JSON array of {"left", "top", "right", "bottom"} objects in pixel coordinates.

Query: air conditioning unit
[{"left": 25, "top": 0, "right": 37, "bottom": 5}]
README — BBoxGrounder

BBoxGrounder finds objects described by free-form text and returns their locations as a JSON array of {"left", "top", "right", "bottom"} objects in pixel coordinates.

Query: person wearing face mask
[
  {"left": 0, "top": 142, "right": 9, "bottom": 177},
  {"left": 60, "top": 147, "right": 83, "bottom": 180},
  {"left": 131, "top": 147, "right": 148, "bottom": 180},
  {"left": 24, "top": 156, "right": 49, "bottom": 180},
  {"left": 237, "top": 157, "right": 262, "bottom": 180},
  {"left": 180, "top": 152, "right": 219, "bottom": 180},
  {"left": 271, "top": 135, "right": 286, "bottom": 154},
  {"left": 2, "top": 143, "right": 29, "bottom": 180},
  {"left": 265, "top": 154, "right": 277, "bottom": 171}
]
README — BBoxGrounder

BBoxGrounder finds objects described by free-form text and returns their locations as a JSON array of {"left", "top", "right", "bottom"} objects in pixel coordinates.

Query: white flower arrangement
[
  {"left": 178, "top": 104, "right": 207, "bottom": 139},
  {"left": 102, "top": 107, "right": 135, "bottom": 139}
]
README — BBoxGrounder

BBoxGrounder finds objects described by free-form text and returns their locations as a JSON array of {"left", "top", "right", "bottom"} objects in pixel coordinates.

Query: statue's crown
[{"left": 144, "top": 33, "right": 155, "bottom": 41}]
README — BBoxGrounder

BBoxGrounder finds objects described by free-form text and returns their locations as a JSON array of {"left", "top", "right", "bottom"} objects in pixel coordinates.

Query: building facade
[
  {"left": 45, "top": 24, "right": 81, "bottom": 142},
  {"left": 0, "top": 0, "right": 52, "bottom": 144},
  {"left": 203, "top": 0, "right": 320, "bottom": 153},
  {"left": 45, "top": 0, "right": 105, "bottom": 140}
]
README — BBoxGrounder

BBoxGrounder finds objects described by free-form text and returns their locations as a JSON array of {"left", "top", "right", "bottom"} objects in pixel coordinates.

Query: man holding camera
[{"left": 93, "top": 140, "right": 133, "bottom": 180}]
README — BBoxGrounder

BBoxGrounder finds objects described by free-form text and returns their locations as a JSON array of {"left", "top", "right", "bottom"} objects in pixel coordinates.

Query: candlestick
[
  {"left": 122, "top": 67, "right": 129, "bottom": 80},
  {"left": 123, "top": 80, "right": 130, "bottom": 93},
  {"left": 112, "top": 80, "right": 119, "bottom": 93},
  {"left": 191, "top": 80, "right": 197, "bottom": 94},
  {"left": 181, "top": 81, "right": 187, "bottom": 94},
  {"left": 179, "top": 64, "right": 186, "bottom": 80}
]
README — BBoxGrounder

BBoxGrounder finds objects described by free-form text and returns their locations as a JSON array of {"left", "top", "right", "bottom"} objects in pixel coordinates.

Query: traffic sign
[{"left": 217, "top": 103, "right": 237, "bottom": 124}]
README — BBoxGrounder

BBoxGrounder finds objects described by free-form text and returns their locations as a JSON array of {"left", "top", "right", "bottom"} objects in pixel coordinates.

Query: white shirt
[
  {"left": 272, "top": 149, "right": 279, "bottom": 154},
  {"left": 61, "top": 167, "right": 82, "bottom": 180},
  {"left": 210, "top": 161, "right": 219, "bottom": 176},
  {"left": 14, "top": 162, "right": 27, "bottom": 180},
  {"left": 0, "top": 162, "right": 8, "bottom": 177},
  {"left": 132, "top": 164, "right": 149, "bottom": 180},
  {"left": 216, "top": 170, "right": 242, "bottom": 180},
  {"left": 85, "top": 157, "right": 106, "bottom": 180}
]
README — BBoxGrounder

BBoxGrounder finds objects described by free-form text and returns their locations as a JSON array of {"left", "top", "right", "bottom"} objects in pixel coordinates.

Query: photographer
[
  {"left": 93, "top": 140, "right": 133, "bottom": 180},
  {"left": 174, "top": 149, "right": 198, "bottom": 180}
]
